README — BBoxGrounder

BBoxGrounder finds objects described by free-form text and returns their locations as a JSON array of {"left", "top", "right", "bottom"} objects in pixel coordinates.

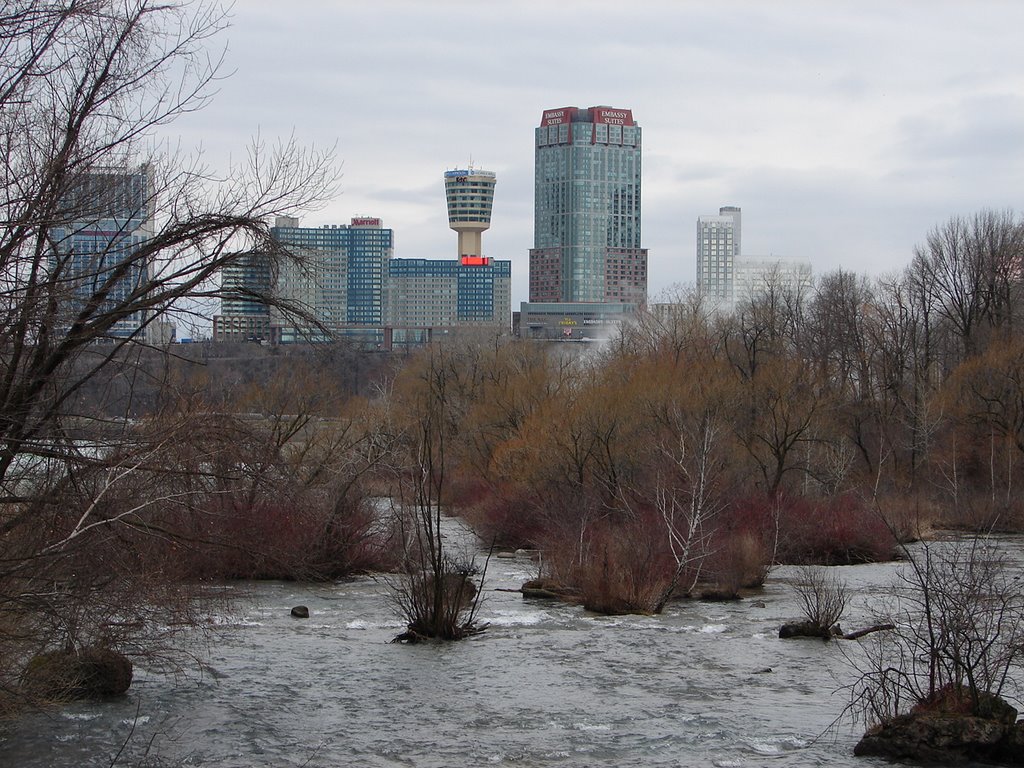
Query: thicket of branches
[
  {"left": 847, "top": 538, "right": 1024, "bottom": 725},
  {"left": 387, "top": 346, "right": 488, "bottom": 642},
  {"left": 0, "top": 0, "right": 353, "bottom": 712},
  {"left": 388, "top": 210, "right": 1024, "bottom": 613}
]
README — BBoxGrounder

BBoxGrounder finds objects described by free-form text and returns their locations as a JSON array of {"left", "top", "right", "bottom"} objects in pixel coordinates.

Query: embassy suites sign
[
  {"left": 593, "top": 108, "right": 633, "bottom": 126},
  {"left": 539, "top": 106, "right": 635, "bottom": 127},
  {"left": 541, "top": 107, "right": 575, "bottom": 126}
]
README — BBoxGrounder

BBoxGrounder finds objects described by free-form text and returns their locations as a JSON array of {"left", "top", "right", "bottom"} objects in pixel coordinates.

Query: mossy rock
[{"left": 22, "top": 646, "right": 133, "bottom": 700}]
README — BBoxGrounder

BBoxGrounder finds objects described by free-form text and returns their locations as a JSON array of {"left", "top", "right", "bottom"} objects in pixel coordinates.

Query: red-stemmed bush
[{"left": 723, "top": 493, "right": 895, "bottom": 565}]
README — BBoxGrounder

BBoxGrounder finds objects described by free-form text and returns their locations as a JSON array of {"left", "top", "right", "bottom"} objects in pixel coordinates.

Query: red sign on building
[
  {"left": 351, "top": 217, "right": 381, "bottom": 227},
  {"left": 541, "top": 107, "right": 575, "bottom": 127},
  {"left": 593, "top": 107, "right": 634, "bottom": 126}
]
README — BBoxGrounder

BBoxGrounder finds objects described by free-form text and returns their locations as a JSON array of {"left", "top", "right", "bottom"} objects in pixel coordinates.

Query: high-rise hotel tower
[{"left": 529, "top": 106, "right": 647, "bottom": 305}]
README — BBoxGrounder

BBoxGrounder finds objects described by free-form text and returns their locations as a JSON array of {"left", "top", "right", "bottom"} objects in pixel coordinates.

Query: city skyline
[{"left": 168, "top": 2, "right": 1024, "bottom": 308}]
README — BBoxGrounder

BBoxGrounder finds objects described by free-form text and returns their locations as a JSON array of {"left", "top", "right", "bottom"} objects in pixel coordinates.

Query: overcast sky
[{"left": 171, "top": 0, "right": 1024, "bottom": 307}]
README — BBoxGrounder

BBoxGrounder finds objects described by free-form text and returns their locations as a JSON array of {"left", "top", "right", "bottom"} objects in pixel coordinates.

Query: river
[{"left": 4, "top": 532, "right": 1023, "bottom": 767}]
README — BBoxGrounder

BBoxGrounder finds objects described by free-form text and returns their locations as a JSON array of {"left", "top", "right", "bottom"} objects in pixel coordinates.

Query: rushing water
[{"left": 4, "top": 532, "right": 1023, "bottom": 767}]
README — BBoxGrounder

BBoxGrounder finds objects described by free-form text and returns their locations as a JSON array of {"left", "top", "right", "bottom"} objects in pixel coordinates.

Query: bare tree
[
  {"left": 617, "top": 284, "right": 720, "bottom": 365},
  {"left": 1, "top": 2, "right": 336, "bottom": 493},
  {"left": 0, "top": 0, "right": 337, "bottom": 707},
  {"left": 647, "top": 373, "right": 732, "bottom": 611},
  {"left": 846, "top": 537, "right": 1024, "bottom": 726},
  {"left": 389, "top": 345, "right": 487, "bottom": 642},
  {"left": 795, "top": 566, "right": 848, "bottom": 634},
  {"left": 910, "top": 210, "right": 1024, "bottom": 364}
]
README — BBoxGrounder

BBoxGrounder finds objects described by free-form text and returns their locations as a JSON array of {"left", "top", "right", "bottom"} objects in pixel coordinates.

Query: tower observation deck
[{"left": 444, "top": 167, "right": 496, "bottom": 265}]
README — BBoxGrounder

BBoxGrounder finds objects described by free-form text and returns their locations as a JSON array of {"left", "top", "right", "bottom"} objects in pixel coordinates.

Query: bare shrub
[
  {"left": 795, "top": 566, "right": 848, "bottom": 631},
  {"left": 726, "top": 494, "right": 895, "bottom": 565},
  {"left": 388, "top": 497, "right": 488, "bottom": 642},
  {"left": 575, "top": 517, "right": 672, "bottom": 615},
  {"left": 846, "top": 538, "right": 1024, "bottom": 726},
  {"left": 388, "top": 345, "right": 488, "bottom": 642},
  {"left": 700, "top": 531, "right": 772, "bottom": 599},
  {"left": 459, "top": 485, "right": 546, "bottom": 550},
  {"left": 389, "top": 543, "right": 484, "bottom": 643}
]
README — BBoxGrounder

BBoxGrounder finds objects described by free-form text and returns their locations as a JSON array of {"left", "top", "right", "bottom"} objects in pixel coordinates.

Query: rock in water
[
  {"left": 22, "top": 647, "right": 133, "bottom": 700},
  {"left": 778, "top": 621, "right": 834, "bottom": 640},
  {"left": 855, "top": 688, "right": 1024, "bottom": 764},
  {"left": 291, "top": 605, "right": 310, "bottom": 618},
  {"left": 855, "top": 714, "right": 1009, "bottom": 763}
]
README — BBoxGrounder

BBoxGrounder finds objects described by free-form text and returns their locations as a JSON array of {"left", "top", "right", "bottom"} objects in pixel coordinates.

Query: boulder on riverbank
[
  {"left": 22, "top": 646, "right": 132, "bottom": 700},
  {"left": 854, "top": 688, "right": 1024, "bottom": 764}
]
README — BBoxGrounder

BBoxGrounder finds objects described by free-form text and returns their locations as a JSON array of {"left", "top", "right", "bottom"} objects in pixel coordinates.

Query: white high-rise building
[
  {"left": 696, "top": 206, "right": 812, "bottom": 310},
  {"left": 696, "top": 205, "right": 741, "bottom": 304},
  {"left": 733, "top": 256, "right": 813, "bottom": 305}
]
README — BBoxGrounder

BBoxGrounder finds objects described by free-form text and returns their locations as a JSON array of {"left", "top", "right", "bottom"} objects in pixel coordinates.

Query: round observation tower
[{"left": 444, "top": 166, "right": 496, "bottom": 264}]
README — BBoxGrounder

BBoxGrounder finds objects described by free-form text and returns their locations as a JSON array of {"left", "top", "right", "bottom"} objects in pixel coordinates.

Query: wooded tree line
[{"left": 383, "top": 209, "right": 1024, "bottom": 612}]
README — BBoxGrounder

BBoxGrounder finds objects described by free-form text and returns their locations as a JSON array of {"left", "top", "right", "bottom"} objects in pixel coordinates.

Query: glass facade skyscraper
[
  {"left": 269, "top": 216, "right": 393, "bottom": 340},
  {"left": 529, "top": 106, "right": 647, "bottom": 304},
  {"left": 49, "top": 165, "right": 154, "bottom": 339}
]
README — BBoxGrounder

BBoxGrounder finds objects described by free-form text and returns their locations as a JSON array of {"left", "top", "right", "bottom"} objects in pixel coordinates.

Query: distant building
[
  {"left": 696, "top": 206, "right": 741, "bottom": 305},
  {"left": 385, "top": 166, "right": 510, "bottom": 339},
  {"left": 214, "top": 166, "right": 511, "bottom": 346},
  {"left": 530, "top": 105, "right": 646, "bottom": 304},
  {"left": 213, "top": 250, "right": 273, "bottom": 343},
  {"left": 519, "top": 301, "right": 638, "bottom": 341},
  {"left": 444, "top": 167, "right": 496, "bottom": 260},
  {"left": 269, "top": 216, "right": 393, "bottom": 343},
  {"left": 733, "top": 255, "right": 812, "bottom": 305},
  {"left": 523, "top": 105, "right": 647, "bottom": 339},
  {"left": 386, "top": 257, "right": 511, "bottom": 331},
  {"left": 49, "top": 165, "right": 154, "bottom": 340},
  {"left": 696, "top": 205, "right": 811, "bottom": 309}
]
